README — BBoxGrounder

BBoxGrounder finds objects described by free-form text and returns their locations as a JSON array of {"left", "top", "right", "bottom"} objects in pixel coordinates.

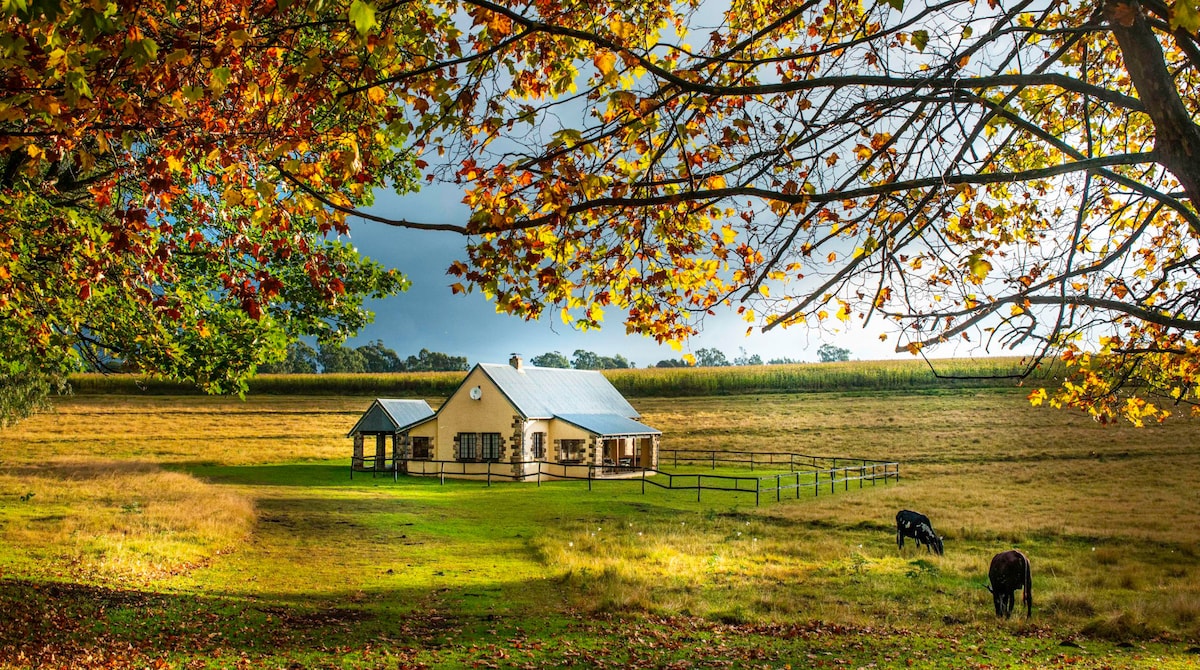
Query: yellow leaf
[
  {"left": 593, "top": 50, "right": 618, "bottom": 85},
  {"left": 1028, "top": 388, "right": 1047, "bottom": 406},
  {"left": 968, "top": 254, "right": 992, "bottom": 281},
  {"left": 610, "top": 19, "right": 635, "bottom": 41},
  {"left": 594, "top": 51, "right": 616, "bottom": 75},
  {"left": 837, "top": 301, "right": 851, "bottom": 322},
  {"left": 367, "top": 86, "right": 387, "bottom": 104},
  {"left": 682, "top": 353, "right": 696, "bottom": 366}
]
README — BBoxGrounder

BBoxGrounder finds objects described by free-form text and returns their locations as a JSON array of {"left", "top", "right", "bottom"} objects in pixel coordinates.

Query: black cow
[
  {"left": 896, "top": 509, "right": 944, "bottom": 556},
  {"left": 986, "top": 549, "right": 1032, "bottom": 618}
]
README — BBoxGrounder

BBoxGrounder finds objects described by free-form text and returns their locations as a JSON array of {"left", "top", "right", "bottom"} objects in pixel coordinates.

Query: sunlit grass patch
[{"left": 0, "top": 459, "right": 254, "bottom": 582}]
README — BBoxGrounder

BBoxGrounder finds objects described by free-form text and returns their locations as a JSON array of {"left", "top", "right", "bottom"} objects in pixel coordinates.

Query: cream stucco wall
[{"left": 435, "top": 367, "right": 523, "bottom": 461}]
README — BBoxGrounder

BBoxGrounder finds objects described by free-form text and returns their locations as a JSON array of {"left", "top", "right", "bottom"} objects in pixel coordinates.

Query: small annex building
[
  {"left": 348, "top": 355, "right": 660, "bottom": 480},
  {"left": 347, "top": 399, "right": 437, "bottom": 471}
]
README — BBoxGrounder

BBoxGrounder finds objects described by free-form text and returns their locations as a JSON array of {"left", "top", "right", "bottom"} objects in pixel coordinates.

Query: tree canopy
[
  {"left": 530, "top": 351, "right": 572, "bottom": 368},
  {"left": 376, "top": 0, "right": 1200, "bottom": 425},
  {"left": 818, "top": 344, "right": 852, "bottom": 363},
  {"left": 9, "top": 0, "right": 1200, "bottom": 425},
  {"left": 0, "top": 0, "right": 420, "bottom": 423}
]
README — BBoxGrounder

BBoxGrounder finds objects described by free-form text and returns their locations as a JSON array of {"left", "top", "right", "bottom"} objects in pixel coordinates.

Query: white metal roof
[
  {"left": 347, "top": 399, "right": 436, "bottom": 436},
  {"left": 555, "top": 413, "right": 661, "bottom": 436},
  {"left": 477, "top": 363, "right": 641, "bottom": 419}
]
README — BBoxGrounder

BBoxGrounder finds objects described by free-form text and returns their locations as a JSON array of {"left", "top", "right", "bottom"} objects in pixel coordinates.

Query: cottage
[{"left": 348, "top": 355, "right": 660, "bottom": 480}]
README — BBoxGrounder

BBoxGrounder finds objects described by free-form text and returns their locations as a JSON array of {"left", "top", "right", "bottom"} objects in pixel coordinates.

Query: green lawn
[{"left": 2, "top": 390, "right": 1199, "bottom": 668}]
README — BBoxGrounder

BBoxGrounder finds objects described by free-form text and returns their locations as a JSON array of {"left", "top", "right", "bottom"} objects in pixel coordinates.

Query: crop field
[
  {"left": 1, "top": 383, "right": 1199, "bottom": 668},
  {"left": 66, "top": 355, "right": 1060, "bottom": 398}
]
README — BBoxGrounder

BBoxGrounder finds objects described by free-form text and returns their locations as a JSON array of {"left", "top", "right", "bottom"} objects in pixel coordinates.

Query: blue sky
[{"left": 342, "top": 185, "right": 958, "bottom": 367}]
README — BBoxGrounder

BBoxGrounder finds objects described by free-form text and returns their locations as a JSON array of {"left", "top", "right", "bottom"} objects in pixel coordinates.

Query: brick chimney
[{"left": 509, "top": 353, "right": 523, "bottom": 371}]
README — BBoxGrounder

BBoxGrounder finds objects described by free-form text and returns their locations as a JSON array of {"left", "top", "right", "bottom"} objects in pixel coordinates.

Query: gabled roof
[
  {"left": 347, "top": 399, "right": 436, "bottom": 436},
  {"left": 477, "top": 363, "right": 640, "bottom": 419},
  {"left": 555, "top": 413, "right": 661, "bottom": 436}
]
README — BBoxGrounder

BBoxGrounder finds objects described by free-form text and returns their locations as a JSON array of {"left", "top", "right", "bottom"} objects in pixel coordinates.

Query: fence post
[
  {"left": 487, "top": 462, "right": 492, "bottom": 487},
  {"left": 756, "top": 478, "right": 760, "bottom": 507},
  {"left": 859, "top": 465, "right": 864, "bottom": 489},
  {"left": 697, "top": 475, "right": 702, "bottom": 502},
  {"left": 776, "top": 474, "right": 781, "bottom": 502},
  {"left": 831, "top": 469, "right": 836, "bottom": 494},
  {"left": 814, "top": 470, "right": 819, "bottom": 497},
  {"left": 537, "top": 463, "right": 541, "bottom": 487},
  {"left": 711, "top": 451, "right": 716, "bottom": 470},
  {"left": 439, "top": 461, "right": 444, "bottom": 486},
  {"left": 796, "top": 472, "right": 800, "bottom": 499},
  {"left": 845, "top": 468, "right": 849, "bottom": 491}
]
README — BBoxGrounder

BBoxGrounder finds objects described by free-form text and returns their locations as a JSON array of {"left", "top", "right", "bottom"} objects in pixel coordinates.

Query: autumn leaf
[
  {"left": 967, "top": 254, "right": 992, "bottom": 282},
  {"left": 1171, "top": 0, "right": 1200, "bottom": 30},
  {"left": 348, "top": 0, "right": 378, "bottom": 36},
  {"left": 912, "top": 30, "right": 929, "bottom": 52},
  {"left": 593, "top": 50, "right": 619, "bottom": 86}
]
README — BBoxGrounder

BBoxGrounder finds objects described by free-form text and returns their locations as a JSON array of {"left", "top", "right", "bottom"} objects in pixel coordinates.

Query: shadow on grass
[
  {"left": 0, "top": 576, "right": 559, "bottom": 667},
  {"left": 179, "top": 462, "right": 406, "bottom": 487}
]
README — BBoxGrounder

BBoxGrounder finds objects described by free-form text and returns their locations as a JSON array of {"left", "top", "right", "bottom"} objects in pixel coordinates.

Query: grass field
[{"left": 1, "top": 388, "right": 1199, "bottom": 668}]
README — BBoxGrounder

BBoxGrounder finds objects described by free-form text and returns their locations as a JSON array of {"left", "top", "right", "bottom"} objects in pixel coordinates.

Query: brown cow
[{"left": 986, "top": 549, "right": 1031, "bottom": 618}]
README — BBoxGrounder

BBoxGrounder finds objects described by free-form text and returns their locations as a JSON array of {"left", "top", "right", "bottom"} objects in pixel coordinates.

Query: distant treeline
[
  {"left": 69, "top": 357, "right": 1062, "bottom": 397},
  {"left": 264, "top": 341, "right": 469, "bottom": 374}
]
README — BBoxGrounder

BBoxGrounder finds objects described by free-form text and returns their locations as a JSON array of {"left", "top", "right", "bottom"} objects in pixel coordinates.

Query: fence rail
[
  {"left": 659, "top": 449, "right": 892, "bottom": 472},
  {"left": 351, "top": 454, "right": 900, "bottom": 506}
]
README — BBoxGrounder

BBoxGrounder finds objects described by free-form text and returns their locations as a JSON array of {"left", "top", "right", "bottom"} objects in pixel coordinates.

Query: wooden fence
[
  {"left": 351, "top": 453, "right": 900, "bottom": 507},
  {"left": 659, "top": 449, "right": 887, "bottom": 473}
]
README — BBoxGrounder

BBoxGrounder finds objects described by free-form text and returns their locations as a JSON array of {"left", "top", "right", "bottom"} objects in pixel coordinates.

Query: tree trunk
[{"left": 1107, "top": 0, "right": 1200, "bottom": 232}]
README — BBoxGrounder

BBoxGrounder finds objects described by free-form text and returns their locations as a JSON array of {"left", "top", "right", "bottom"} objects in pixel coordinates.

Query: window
[
  {"left": 559, "top": 439, "right": 586, "bottom": 463},
  {"left": 458, "top": 432, "right": 477, "bottom": 460},
  {"left": 531, "top": 432, "right": 546, "bottom": 460},
  {"left": 480, "top": 433, "right": 502, "bottom": 461},
  {"left": 411, "top": 437, "right": 432, "bottom": 460}
]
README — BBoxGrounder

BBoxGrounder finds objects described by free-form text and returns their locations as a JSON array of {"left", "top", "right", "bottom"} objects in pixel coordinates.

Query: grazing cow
[
  {"left": 986, "top": 550, "right": 1032, "bottom": 618},
  {"left": 895, "top": 509, "right": 944, "bottom": 556}
]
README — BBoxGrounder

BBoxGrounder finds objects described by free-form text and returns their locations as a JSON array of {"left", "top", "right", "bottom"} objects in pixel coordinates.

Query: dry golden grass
[
  {"left": 0, "top": 395, "right": 386, "bottom": 465},
  {"left": 0, "top": 459, "right": 254, "bottom": 582}
]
